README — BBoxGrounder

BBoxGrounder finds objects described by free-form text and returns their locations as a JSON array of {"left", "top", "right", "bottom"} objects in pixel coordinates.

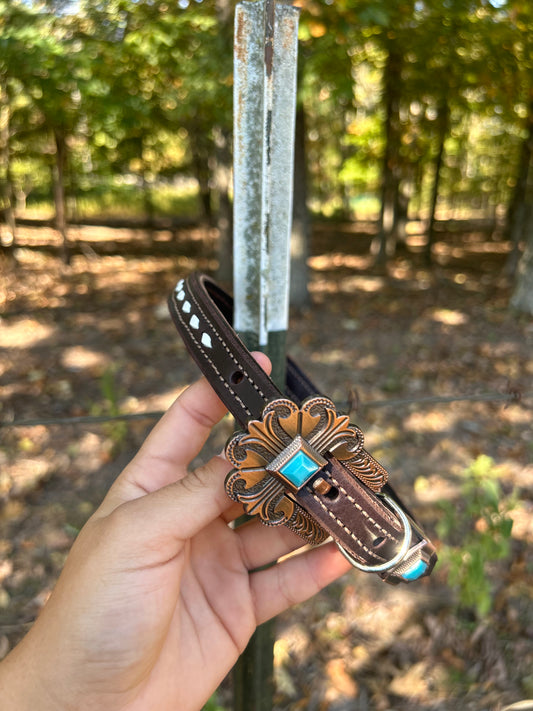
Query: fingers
[
  {"left": 249, "top": 542, "right": 352, "bottom": 625},
  {"left": 235, "top": 517, "right": 310, "bottom": 571},
  {"left": 102, "top": 455, "right": 236, "bottom": 559},
  {"left": 100, "top": 352, "right": 271, "bottom": 511},
  {"left": 221, "top": 502, "right": 246, "bottom": 524},
  {"left": 124, "top": 379, "right": 229, "bottom": 490}
]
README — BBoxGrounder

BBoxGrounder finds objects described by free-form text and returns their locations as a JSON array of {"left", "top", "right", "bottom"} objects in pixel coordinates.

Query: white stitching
[
  {"left": 329, "top": 474, "right": 398, "bottom": 541},
  {"left": 187, "top": 282, "right": 269, "bottom": 403},
  {"left": 311, "top": 492, "right": 375, "bottom": 556},
  {"left": 173, "top": 292, "right": 252, "bottom": 417}
]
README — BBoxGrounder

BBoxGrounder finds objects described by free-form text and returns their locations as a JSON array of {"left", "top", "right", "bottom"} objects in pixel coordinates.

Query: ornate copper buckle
[{"left": 224, "top": 395, "right": 387, "bottom": 545}]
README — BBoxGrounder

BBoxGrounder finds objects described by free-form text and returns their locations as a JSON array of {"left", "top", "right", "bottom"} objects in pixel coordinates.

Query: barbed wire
[
  {"left": 345, "top": 388, "right": 528, "bottom": 414},
  {"left": 0, "top": 411, "right": 166, "bottom": 429},
  {"left": 0, "top": 389, "right": 529, "bottom": 430}
]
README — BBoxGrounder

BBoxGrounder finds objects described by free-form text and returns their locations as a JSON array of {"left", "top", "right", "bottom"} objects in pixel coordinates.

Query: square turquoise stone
[{"left": 279, "top": 449, "right": 322, "bottom": 488}]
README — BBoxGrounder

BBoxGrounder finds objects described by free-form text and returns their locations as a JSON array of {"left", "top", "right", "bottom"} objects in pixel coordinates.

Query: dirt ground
[{"left": 0, "top": 222, "right": 532, "bottom": 710}]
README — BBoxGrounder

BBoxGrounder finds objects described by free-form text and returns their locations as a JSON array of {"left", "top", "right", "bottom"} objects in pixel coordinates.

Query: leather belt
[{"left": 168, "top": 273, "right": 437, "bottom": 585}]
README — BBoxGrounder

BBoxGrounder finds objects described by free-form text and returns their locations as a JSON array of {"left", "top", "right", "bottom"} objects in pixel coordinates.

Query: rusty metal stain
[{"left": 234, "top": 6, "right": 250, "bottom": 64}]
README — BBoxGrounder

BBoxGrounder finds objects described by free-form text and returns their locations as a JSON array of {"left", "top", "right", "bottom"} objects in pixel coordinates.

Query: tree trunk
[
  {"left": 426, "top": 99, "right": 450, "bottom": 264},
  {"left": 213, "top": 126, "right": 233, "bottom": 284},
  {"left": 0, "top": 80, "right": 16, "bottom": 254},
  {"left": 393, "top": 186, "right": 409, "bottom": 246},
  {"left": 138, "top": 135, "right": 155, "bottom": 241},
  {"left": 505, "top": 92, "right": 533, "bottom": 277},
  {"left": 53, "top": 130, "right": 70, "bottom": 264},
  {"left": 510, "top": 203, "right": 533, "bottom": 314},
  {"left": 290, "top": 107, "right": 310, "bottom": 308},
  {"left": 371, "top": 43, "right": 403, "bottom": 266},
  {"left": 213, "top": 0, "right": 234, "bottom": 284},
  {"left": 192, "top": 143, "right": 212, "bottom": 224}
]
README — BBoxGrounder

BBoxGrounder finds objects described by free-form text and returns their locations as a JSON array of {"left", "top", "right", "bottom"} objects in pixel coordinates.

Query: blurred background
[{"left": 1, "top": 1, "right": 532, "bottom": 710}]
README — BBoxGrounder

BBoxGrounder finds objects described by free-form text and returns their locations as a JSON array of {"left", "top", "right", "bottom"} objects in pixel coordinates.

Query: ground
[{"left": 0, "top": 220, "right": 532, "bottom": 710}]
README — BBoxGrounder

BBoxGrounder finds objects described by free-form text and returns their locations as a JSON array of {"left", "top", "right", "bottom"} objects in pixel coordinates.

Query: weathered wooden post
[{"left": 232, "top": 0, "right": 300, "bottom": 708}]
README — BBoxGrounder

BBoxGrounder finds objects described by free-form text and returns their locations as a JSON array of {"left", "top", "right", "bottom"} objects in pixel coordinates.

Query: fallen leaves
[{"left": 0, "top": 223, "right": 532, "bottom": 710}]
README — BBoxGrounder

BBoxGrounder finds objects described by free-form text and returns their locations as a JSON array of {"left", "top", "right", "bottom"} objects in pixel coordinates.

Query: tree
[
  {"left": 0, "top": 0, "right": 39, "bottom": 253},
  {"left": 3, "top": 4, "right": 91, "bottom": 261},
  {"left": 511, "top": 205, "right": 533, "bottom": 314},
  {"left": 4, "top": 0, "right": 533, "bottom": 290},
  {"left": 371, "top": 34, "right": 404, "bottom": 263},
  {"left": 291, "top": 106, "right": 311, "bottom": 307},
  {"left": 0, "top": 76, "right": 16, "bottom": 252},
  {"left": 508, "top": 0, "right": 533, "bottom": 313}
]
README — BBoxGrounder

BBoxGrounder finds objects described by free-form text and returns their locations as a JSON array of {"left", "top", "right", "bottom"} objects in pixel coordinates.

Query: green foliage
[
  {"left": 202, "top": 695, "right": 226, "bottom": 711},
  {"left": 437, "top": 455, "right": 516, "bottom": 620},
  {"left": 73, "top": 180, "right": 200, "bottom": 219},
  {"left": 90, "top": 366, "right": 128, "bottom": 451},
  {"left": 2, "top": 0, "right": 533, "bottom": 228}
]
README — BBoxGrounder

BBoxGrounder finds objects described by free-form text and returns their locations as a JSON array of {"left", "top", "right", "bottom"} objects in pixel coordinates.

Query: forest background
[
  {"left": 1, "top": 0, "right": 533, "bottom": 299},
  {"left": 1, "top": 1, "right": 533, "bottom": 710}
]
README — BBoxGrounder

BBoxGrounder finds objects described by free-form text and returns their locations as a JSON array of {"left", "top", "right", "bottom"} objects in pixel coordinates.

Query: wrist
[
  {"left": 0, "top": 639, "right": 60, "bottom": 711},
  {"left": 0, "top": 649, "right": 30, "bottom": 711}
]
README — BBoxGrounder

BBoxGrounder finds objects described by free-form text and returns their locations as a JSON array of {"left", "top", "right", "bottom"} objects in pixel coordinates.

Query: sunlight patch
[
  {"left": 431, "top": 308, "right": 469, "bottom": 326},
  {"left": 0, "top": 319, "right": 56, "bottom": 348},
  {"left": 404, "top": 410, "right": 451, "bottom": 434},
  {"left": 61, "top": 346, "right": 110, "bottom": 372}
]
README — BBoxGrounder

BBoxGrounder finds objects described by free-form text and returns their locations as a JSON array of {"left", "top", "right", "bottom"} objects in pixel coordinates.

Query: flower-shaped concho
[{"left": 225, "top": 396, "right": 387, "bottom": 545}]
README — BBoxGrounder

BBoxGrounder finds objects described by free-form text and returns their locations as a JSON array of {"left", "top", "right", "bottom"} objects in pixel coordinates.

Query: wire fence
[{"left": 1, "top": 388, "right": 530, "bottom": 430}]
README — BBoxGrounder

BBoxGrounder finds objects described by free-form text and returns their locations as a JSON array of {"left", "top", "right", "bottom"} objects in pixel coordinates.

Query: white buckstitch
[
  {"left": 201, "top": 333, "right": 213, "bottom": 349},
  {"left": 187, "top": 285, "right": 269, "bottom": 403},
  {"left": 173, "top": 283, "right": 399, "bottom": 560},
  {"left": 173, "top": 294, "right": 252, "bottom": 417},
  {"left": 173, "top": 284, "right": 391, "bottom": 559}
]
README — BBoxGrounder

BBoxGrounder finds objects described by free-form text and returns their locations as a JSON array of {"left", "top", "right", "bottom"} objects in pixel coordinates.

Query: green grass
[{"left": 24, "top": 181, "right": 201, "bottom": 221}]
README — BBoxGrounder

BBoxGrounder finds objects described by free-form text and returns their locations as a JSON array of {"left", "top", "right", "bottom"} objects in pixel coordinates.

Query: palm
[
  {"left": 127, "top": 516, "right": 256, "bottom": 711},
  {"left": 57, "top": 495, "right": 257, "bottom": 711},
  {"left": 1, "top": 366, "right": 351, "bottom": 711}
]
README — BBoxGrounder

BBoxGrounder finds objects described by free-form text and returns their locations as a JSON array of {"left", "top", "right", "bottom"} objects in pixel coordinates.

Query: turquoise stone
[
  {"left": 279, "top": 450, "right": 321, "bottom": 488},
  {"left": 401, "top": 559, "right": 428, "bottom": 581}
]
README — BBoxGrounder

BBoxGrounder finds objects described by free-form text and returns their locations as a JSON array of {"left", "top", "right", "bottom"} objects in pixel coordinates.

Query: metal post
[
  {"left": 232, "top": 1, "right": 300, "bottom": 709},
  {"left": 233, "top": 0, "right": 300, "bottom": 385}
]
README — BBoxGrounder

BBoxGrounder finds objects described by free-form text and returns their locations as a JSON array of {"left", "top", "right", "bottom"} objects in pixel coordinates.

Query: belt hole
[
  {"left": 230, "top": 370, "right": 245, "bottom": 385},
  {"left": 373, "top": 536, "right": 385, "bottom": 548},
  {"left": 325, "top": 486, "right": 339, "bottom": 501}
]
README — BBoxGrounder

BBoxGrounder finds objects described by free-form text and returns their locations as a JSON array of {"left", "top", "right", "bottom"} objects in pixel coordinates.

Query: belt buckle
[
  {"left": 225, "top": 394, "right": 366, "bottom": 545},
  {"left": 224, "top": 394, "right": 436, "bottom": 583},
  {"left": 335, "top": 494, "right": 435, "bottom": 583}
]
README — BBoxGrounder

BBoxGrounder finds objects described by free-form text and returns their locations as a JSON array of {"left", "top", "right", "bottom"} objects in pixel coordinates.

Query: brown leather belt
[{"left": 168, "top": 273, "right": 437, "bottom": 585}]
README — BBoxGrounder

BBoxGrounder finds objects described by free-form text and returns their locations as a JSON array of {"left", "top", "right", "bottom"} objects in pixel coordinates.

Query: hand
[{"left": 0, "top": 354, "right": 351, "bottom": 711}]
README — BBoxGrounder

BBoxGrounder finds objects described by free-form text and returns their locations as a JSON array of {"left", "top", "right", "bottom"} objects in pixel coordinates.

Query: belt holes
[
  {"left": 325, "top": 486, "right": 339, "bottom": 501},
  {"left": 373, "top": 536, "right": 385, "bottom": 548},
  {"left": 230, "top": 370, "right": 245, "bottom": 385}
]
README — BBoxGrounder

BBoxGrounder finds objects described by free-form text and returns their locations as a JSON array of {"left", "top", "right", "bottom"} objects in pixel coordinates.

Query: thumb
[{"left": 104, "top": 454, "right": 234, "bottom": 560}]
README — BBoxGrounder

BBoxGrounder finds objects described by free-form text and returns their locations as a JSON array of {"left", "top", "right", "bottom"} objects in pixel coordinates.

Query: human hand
[{"left": 0, "top": 354, "right": 351, "bottom": 711}]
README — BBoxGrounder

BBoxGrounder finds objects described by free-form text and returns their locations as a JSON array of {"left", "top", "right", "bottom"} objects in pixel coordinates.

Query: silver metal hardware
[{"left": 336, "top": 494, "right": 413, "bottom": 573}]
